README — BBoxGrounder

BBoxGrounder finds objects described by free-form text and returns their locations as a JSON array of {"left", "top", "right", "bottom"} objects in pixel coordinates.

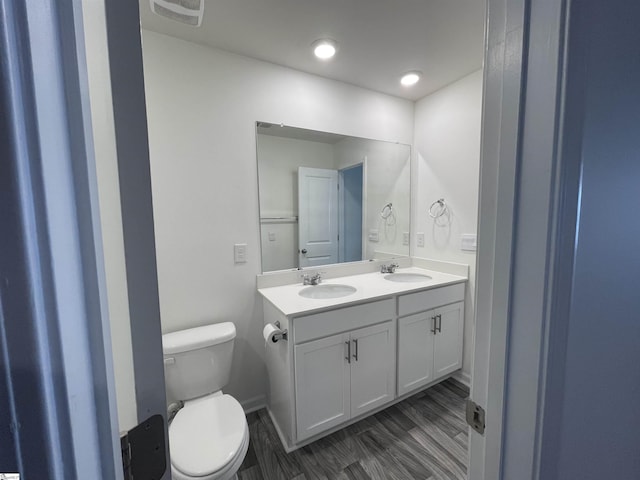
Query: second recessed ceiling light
[
  {"left": 313, "top": 39, "right": 337, "bottom": 60},
  {"left": 401, "top": 71, "right": 422, "bottom": 86}
]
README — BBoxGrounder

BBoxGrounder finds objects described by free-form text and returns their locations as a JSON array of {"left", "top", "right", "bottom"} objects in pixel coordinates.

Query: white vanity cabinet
[
  {"left": 348, "top": 321, "right": 396, "bottom": 417},
  {"left": 293, "top": 299, "right": 396, "bottom": 441},
  {"left": 433, "top": 302, "right": 464, "bottom": 377},
  {"left": 260, "top": 272, "right": 466, "bottom": 452},
  {"left": 294, "top": 320, "right": 395, "bottom": 441},
  {"left": 397, "top": 283, "right": 465, "bottom": 396},
  {"left": 294, "top": 332, "right": 351, "bottom": 440}
]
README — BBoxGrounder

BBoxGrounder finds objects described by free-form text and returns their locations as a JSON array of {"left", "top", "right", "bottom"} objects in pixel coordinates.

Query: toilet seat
[
  {"left": 169, "top": 394, "right": 249, "bottom": 480},
  {"left": 171, "top": 428, "right": 249, "bottom": 480}
]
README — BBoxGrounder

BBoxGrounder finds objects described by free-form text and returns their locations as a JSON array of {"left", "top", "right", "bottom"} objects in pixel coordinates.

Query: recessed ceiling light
[
  {"left": 401, "top": 71, "right": 422, "bottom": 87},
  {"left": 312, "top": 39, "right": 337, "bottom": 60}
]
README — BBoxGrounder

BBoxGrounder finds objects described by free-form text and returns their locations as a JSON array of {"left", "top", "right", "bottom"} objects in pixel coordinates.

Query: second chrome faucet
[
  {"left": 302, "top": 272, "right": 322, "bottom": 285},
  {"left": 380, "top": 263, "right": 399, "bottom": 274}
]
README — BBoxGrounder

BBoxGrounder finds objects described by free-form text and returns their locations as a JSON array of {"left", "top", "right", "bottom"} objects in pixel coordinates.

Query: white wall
[
  {"left": 141, "top": 30, "right": 414, "bottom": 408},
  {"left": 257, "top": 135, "right": 336, "bottom": 218},
  {"left": 257, "top": 134, "right": 335, "bottom": 271},
  {"left": 334, "top": 138, "right": 412, "bottom": 260},
  {"left": 413, "top": 70, "right": 483, "bottom": 383},
  {"left": 81, "top": 0, "right": 137, "bottom": 432}
]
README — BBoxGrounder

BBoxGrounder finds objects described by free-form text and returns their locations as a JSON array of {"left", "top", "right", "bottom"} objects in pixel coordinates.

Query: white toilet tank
[{"left": 162, "top": 323, "right": 236, "bottom": 403}]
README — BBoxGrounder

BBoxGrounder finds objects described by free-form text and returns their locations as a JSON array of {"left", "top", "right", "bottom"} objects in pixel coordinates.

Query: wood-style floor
[{"left": 238, "top": 378, "right": 469, "bottom": 480}]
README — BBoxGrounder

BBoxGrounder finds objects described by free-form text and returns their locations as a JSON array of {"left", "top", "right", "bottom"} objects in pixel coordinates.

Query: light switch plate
[
  {"left": 234, "top": 243, "right": 247, "bottom": 263},
  {"left": 268, "top": 232, "right": 276, "bottom": 241},
  {"left": 402, "top": 232, "right": 410, "bottom": 246},
  {"left": 368, "top": 229, "right": 379, "bottom": 242},
  {"left": 417, "top": 232, "right": 425, "bottom": 248}
]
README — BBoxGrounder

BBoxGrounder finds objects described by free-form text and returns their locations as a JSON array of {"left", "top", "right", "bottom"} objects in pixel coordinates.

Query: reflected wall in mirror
[{"left": 257, "top": 123, "right": 410, "bottom": 273}]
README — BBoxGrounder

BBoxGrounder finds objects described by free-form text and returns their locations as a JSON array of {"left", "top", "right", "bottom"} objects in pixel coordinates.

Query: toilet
[{"left": 162, "top": 323, "right": 249, "bottom": 480}]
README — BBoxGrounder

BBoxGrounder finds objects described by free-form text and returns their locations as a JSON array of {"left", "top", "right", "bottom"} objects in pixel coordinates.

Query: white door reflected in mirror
[{"left": 298, "top": 167, "right": 339, "bottom": 268}]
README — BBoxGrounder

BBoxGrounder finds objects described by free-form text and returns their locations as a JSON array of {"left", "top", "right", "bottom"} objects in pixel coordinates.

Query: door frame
[
  {"left": 469, "top": 0, "right": 574, "bottom": 478},
  {"left": 338, "top": 162, "right": 365, "bottom": 263},
  {"left": 0, "top": 0, "right": 124, "bottom": 477},
  {"left": 102, "top": 0, "right": 169, "bottom": 438},
  {"left": 0, "top": 0, "right": 170, "bottom": 478}
]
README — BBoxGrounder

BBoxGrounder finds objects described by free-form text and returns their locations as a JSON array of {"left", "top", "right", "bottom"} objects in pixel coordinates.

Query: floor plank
[
  {"left": 257, "top": 410, "right": 304, "bottom": 478},
  {"left": 238, "top": 378, "right": 469, "bottom": 480},
  {"left": 398, "top": 400, "right": 461, "bottom": 439},
  {"left": 238, "top": 465, "right": 264, "bottom": 480},
  {"left": 343, "top": 461, "right": 371, "bottom": 480},
  {"left": 441, "top": 378, "right": 470, "bottom": 399},
  {"left": 409, "top": 428, "right": 466, "bottom": 480},
  {"left": 308, "top": 429, "right": 361, "bottom": 477},
  {"left": 428, "top": 386, "right": 467, "bottom": 421},
  {"left": 288, "top": 446, "right": 329, "bottom": 480},
  {"left": 417, "top": 422, "right": 468, "bottom": 469},
  {"left": 453, "top": 432, "right": 469, "bottom": 450}
]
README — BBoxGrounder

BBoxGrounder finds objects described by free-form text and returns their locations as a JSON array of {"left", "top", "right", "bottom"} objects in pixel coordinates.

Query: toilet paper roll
[{"left": 263, "top": 323, "right": 282, "bottom": 343}]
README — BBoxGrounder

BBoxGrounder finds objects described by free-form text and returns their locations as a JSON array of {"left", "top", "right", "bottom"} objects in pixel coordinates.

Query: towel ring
[
  {"left": 429, "top": 198, "right": 448, "bottom": 219},
  {"left": 380, "top": 203, "right": 393, "bottom": 219}
]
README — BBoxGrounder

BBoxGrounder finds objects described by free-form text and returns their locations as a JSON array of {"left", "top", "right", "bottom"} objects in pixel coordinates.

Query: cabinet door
[
  {"left": 350, "top": 321, "right": 396, "bottom": 418},
  {"left": 398, "top": 311, "right": 436, "bottom": 396},
  {"left": 433, "top": 301, "right": 464, "bottom": 379},
  {"left": 294, "top": 332, "right": 351, "bottom": 441}
]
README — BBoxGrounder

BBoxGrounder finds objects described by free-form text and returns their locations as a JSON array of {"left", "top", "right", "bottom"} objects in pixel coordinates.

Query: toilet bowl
[
  {"left": 162, "top": 323, "right": 249, "bottom": 480},
  {"left": 169, "top": 394, "right": 249, "bottom": 480}
]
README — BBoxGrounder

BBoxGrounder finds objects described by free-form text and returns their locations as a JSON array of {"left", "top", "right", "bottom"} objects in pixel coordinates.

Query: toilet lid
[{"left": 170, "top": 394, "right": 247, "bottom": 477}]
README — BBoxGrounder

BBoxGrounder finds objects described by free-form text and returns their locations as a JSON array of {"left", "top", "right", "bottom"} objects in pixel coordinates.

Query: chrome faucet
[
  {"left": 380, "top": 262, "right": 399, "bottom": 274},
  {"left": 302, "top": 272, "right": 322, "bottom": 285}
]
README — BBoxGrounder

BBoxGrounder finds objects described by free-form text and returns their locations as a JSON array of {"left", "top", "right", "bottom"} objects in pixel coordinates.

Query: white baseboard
[
  {"left": 240, "top": 394, "right": 266, "bottom": 414},
  {"left": 267, "top": 407, "right": 295, "bottom": 452},
  {"left": 453, "top": 370, "right": 471, "bottom": 388}
]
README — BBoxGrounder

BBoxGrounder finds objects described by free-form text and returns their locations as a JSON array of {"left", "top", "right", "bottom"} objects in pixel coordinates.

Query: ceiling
[{"left": 138, "top": 0, "right": 485, "bottom": 101}]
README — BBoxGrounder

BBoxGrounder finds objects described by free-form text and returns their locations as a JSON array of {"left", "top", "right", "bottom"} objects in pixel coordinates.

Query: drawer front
[
  {"left": 294, "top": 299, "right": 395, "bottom": 344},
  {"left": 398, "top": 283, "right": 465, "bottom": 317}
]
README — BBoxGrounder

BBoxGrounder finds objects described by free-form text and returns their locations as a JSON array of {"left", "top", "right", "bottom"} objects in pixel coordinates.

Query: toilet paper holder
[{"left": 272, "top": 321, "right": 288, "bottom": 342}]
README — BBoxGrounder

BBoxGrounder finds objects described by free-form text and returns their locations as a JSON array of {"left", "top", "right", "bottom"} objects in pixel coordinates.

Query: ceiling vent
[{"left": 149, "top": 0, "right": 204, "bottom": 27}]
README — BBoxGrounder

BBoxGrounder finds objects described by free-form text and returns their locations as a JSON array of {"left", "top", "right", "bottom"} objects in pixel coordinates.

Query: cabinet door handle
[
  {"left": 352, "top": 339, "right": 359, "bottom": 362},
  {"left": 431, "top": 316, "right": 437, "bottom": 334},
  {"left": 345, "top": 341, "right": 351, "bottom": 363},
  {"left": 436, "top": 314, "right": 442, "bottom": 333}
]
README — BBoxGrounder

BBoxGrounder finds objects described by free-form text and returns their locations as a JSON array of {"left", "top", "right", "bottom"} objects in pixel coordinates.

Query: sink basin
[
  {"left": 299, "top": 284, "right": 357, "bottom": 299},
  {"left": 384, "top": 273, "right": 432, "bottom": 283}
]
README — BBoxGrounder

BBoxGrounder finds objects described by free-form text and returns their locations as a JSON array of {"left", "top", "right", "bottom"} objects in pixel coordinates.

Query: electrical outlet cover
[{"left": 461, "top": 234, "right": 477, "bottom": 251}]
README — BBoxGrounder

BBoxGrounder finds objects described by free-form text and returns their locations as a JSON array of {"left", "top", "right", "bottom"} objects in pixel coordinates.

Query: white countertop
[{"left": 258, "top": 267, "right": 467, "bottom": 317}]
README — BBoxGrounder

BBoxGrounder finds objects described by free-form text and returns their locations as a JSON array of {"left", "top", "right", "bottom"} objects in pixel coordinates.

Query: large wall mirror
[{"left": 256, "top": 122, "right": 411, "bottom": 273}]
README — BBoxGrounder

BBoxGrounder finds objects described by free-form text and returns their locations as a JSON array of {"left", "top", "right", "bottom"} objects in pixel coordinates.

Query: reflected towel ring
[
  {"left": 380, "top": 203, "right": 393, "bottom": 219},
  {"left": 429, "top": 198, "right": 448, "bottom": 219}
]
